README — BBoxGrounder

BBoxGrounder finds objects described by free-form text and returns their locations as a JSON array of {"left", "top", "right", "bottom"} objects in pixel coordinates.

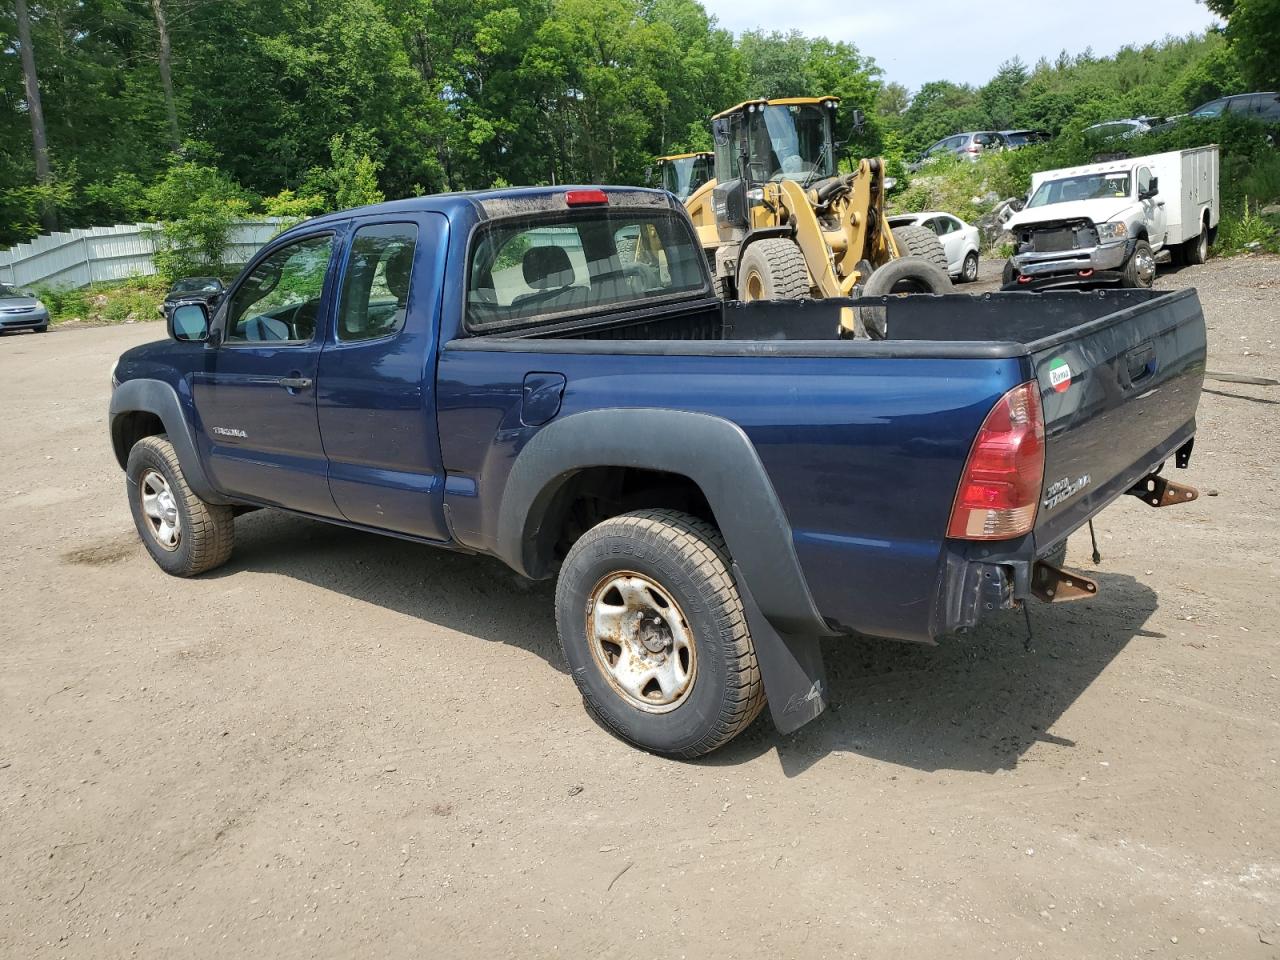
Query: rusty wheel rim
[{"left": 585, "top": 571, "right": 696, "bottom": 713}]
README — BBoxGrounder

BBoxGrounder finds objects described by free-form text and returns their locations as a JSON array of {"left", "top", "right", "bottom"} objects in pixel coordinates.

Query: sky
[{"left": 699, "top": 0, "right": 1222, "bottom": 90}]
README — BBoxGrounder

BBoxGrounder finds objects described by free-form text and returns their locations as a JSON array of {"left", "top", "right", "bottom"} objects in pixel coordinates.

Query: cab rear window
[{"left": 465, "top": 209, "right": 709, "bottom": 333}]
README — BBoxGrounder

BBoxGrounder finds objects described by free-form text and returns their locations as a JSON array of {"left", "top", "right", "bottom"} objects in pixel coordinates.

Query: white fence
[{"left": 0, "top": 220, "right": 285, "bottom": 290}]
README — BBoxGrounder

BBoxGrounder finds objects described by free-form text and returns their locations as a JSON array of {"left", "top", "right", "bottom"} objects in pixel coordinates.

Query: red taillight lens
[
  {"left": 565, "top": 189, "right": 608, "bottom": 206},
  {"left": 946, "top": 381, "right": 1045, "bottom": 540},
  {"left": 966, "top": 144, "right": 981, "bottom": 153}
]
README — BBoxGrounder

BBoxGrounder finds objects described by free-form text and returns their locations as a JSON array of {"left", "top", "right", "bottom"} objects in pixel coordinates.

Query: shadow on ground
[{"left": 216, "top": 509, "right": 1158, "bottom": 779}]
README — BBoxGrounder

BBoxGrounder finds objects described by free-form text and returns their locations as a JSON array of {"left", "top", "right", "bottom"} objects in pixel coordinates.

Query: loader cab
[
  {"left": 710, "top": 97, "right": 840, "bottom": 234},
  {"left": 656, "top": 153, "right": 714, "bottom": 203}
]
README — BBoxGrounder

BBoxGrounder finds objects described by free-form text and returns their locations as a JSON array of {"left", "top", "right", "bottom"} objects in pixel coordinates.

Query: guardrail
[{"left": 0, "top": 220, "right": 285, "bottom": 290}]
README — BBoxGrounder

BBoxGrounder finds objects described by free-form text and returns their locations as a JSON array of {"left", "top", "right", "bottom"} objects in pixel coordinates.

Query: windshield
[
  {"left": 0, "top": 284, "right": 20, "bottom": 298},
  {"left": 748, "top": 104, "right": 835, "bottom": 182},
  {"left": 1028, "top": 171, "right": 1132, "bottom": 208},
  {"left": 466, "top": 209, "right": 709, "bottom": 333},
  {"left": 661, "top": 156, "right": 712, "bottom": 201}
]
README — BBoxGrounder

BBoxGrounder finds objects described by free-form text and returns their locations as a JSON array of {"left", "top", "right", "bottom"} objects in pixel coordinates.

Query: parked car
[
  {"left": 1000, "top": 129, "right": 1050, "bottom": 149},
  {"left": 1004, "top": 146, "right": 1219, "bottom": 289},
  {"left": 0, "top": 283, "right": 50, "bottom": 334},
  {"left": 908, "top": 131, "right": 1007, "bottom": 170},
  {"left": 1083, "top": 118, "right": 1156, "bottom": 141},
  {"left": 108, "top": 184, "right": 1207, "bottom": 757},
  {"left": 1173, "top": 92, "right": 1280, "bottom": 130},
  {"left": 887, "top": 211, "right": 981, "bottom": 282},
  {"left": 160, "top": 276, "right": 224, "bottom": 317}
]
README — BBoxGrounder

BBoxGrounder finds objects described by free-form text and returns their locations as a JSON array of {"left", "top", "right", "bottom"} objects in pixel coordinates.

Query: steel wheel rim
[
  {"left": 1135, "top": 248, "right": 1156, "bottom": 285},
  {"left": 1197, "top": 232, "right": 1208, "bottom": 261},
  {"left": 586, "top": 571, "right": 696, "bottom": 713},
  {"left": 139, "top": 469, "right": 181, "bottom": 551},
  {"left": 744, "top": 271, "right": 765, "bottom": 302}
]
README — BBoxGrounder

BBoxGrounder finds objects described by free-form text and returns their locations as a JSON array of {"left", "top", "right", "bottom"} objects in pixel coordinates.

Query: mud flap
[{"left": 732, "top": 561, "right": 828, "bottom": 735}]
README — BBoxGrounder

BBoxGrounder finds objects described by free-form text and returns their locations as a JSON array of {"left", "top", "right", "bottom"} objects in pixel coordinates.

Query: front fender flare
[
  {"left": 496, "top": 408, "right": 834, "bottom": 639},
  {"left": 109, "top": 378, "right": 229, "bottom": 504}
]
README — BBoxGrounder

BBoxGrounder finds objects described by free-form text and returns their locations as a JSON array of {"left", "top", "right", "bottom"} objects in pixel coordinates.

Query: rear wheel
[
  {"left": 891, "top": 225, "right": 949, "bottom": 274},
  {"left": 960, "top": 251, "right": 980, "bottom": 283},
  {"left": 1181, "top": 225, "right": 1209, "bottom": 265},
  {"left": 555, "top": 509, "right": 766, "bottom": 757},
  {"left": 737, "top": 238, "right": 811, "bottom": 301},
  {"left": 1122, "top": 239, "right": 1156, "bottom": 288},
  {"left": 126, "top": 435, "right": 235, "bottom": 577}
]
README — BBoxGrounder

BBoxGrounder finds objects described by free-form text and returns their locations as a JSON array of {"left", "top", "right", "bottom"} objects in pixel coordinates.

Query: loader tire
[
  {"left": 737, "top": 238, "right": 812, "bottom": 301},
  {"left": 891, "top": 225, "right": 950, "bottom": 274},
  {"left": 854, "top": 256, "right": 953, "bottom": 339}
]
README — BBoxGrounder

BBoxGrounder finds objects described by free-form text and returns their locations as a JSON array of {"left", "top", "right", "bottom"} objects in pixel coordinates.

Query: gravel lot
[{"left": 2, "top": 255, "right": 1278, "bottom": 959}]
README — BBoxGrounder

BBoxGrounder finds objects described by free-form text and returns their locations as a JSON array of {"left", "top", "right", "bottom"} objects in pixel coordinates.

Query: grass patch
[{"left": 35, "top": 276, "right": 167, "bottom": 325}]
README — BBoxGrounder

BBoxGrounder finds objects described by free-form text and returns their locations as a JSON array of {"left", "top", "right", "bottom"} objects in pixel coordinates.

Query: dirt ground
[{"left": 2, "top": 256, "right": 1278, "bottom": 959}]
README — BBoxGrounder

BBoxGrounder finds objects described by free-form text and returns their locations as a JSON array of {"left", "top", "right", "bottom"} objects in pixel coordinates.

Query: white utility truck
[{"left": 1004, "top": 145, "right": 1219, "bottom": 288}]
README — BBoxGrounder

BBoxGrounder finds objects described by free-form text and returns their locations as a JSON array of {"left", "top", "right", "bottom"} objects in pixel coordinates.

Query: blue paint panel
[{"left": 437, "top": 348, "right": 1021, "bottom": 638}]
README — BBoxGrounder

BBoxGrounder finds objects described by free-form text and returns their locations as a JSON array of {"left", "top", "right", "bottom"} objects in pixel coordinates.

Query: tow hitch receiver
[
  {"left": 1031, "top": 562, "right": 1099, "bottom": 603},
  {"left": 1127, "top": 474, "right": 1199, "bottom": 508}
]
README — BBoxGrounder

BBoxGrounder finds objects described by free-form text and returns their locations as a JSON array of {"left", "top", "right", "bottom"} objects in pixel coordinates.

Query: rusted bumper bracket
[
  {"left": 1030, "top": 562, "right": 1099, "bottom": 603},
  {"left": 1127, "top": 474, "right": 1199, "bottom": 508}
]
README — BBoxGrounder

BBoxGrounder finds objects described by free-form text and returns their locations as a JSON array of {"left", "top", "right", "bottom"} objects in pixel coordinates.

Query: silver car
[
  {"left": 0, "top": 283, "right": 50, "bottom": 334},
  {"left": 908, "top": 131, "right": 1007, "bottom": 171}
]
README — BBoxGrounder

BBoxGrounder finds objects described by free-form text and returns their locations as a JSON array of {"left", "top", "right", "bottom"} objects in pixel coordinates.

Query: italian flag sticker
[{"left": 1048, "top": 357, "right": 1072, "bottom": 393}]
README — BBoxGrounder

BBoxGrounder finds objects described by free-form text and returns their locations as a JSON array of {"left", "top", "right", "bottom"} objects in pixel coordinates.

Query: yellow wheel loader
[
  {"left": 653, "top": 152, "right": 714, "bottom": 203},
  {"left": 681, "top": 97, "right": 951, "bottom": 306}
]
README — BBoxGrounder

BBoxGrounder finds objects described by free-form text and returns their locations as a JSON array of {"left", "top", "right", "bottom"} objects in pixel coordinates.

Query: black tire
[
  {"left": 891, "top": 225, "right": 949, "bottom": 274},
  {"left": 126, "top": 435, "right": 235, "bottom": 577},
  {"left": 737, "top": 238, "right": 811, "bottom": 301},
  {"left": 555, "top": 509, "right": 766, "bottom": 758},
  {"left": 34, "top": 324, "right": 48, "bottom": 334},
  {"left": 862, "top": 255, "right": 953, "bottom": 296},
  {"left": 959, "top": 251, "right": 980, "bottom": 283},
  {"left": 1121, "top": 239, "right": 1156, "bottom": 288},
  {"left": 1042, "top": 541, "right": 1068, "bottom": 569},
  {"left": 1002, "top": 259, "right": 1018, "bottom": 286},
  {"left": 1181, "top": 225, "right": 1209, "bottom": 265},
  {"left": 712, "top": 273, "right": 733, "bottom": 301}
]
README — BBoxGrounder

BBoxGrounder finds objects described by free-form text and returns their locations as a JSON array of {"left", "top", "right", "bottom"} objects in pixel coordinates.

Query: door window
[
  {"left": 336, "top": 223, "right": 419, "bottom": 342},
  {"left": 1192, "top": 99, "right": 1226, "bottom": 118},
  {"left": 225, "top": 234, "right": 334, "bottom": 344},
  {"left": 1258, "top": 94, "right": 1280, "bottom": 121}
]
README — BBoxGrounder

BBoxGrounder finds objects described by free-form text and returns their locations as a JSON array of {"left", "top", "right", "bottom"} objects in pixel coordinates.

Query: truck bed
[{"left": 444, "top": 287, "right": 1206, "bottom": 641}]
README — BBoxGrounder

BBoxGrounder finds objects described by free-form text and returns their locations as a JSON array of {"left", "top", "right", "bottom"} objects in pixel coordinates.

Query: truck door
[
  {"left": 192, "top": 229, "right": 344, "bottom": 517},
  {"left": 316, "top": 214, "right": 450, "bottom": 541},
  {"left": 1137, "top": 166, "right": 1167, "bottom": 249}
]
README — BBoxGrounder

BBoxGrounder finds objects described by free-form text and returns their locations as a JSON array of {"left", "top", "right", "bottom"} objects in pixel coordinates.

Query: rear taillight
[
  {"left": 966, "top": 144, "right": 981, "bottom": 153},
  {"left": 946, "top": 381, "right": 1045, "bottom": 540}
]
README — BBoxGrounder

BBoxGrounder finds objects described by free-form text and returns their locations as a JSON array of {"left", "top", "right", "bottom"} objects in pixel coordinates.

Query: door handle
[{"left": 279, "top": 376, "right": 313, "bottom": 390}]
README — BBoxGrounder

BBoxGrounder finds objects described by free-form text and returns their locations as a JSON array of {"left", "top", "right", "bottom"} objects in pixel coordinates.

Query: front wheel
[
  {"left": 737, "top": 238, "right": 811, "bottom": 301},
  {"left": 1122, "top": 239, "right": 1156, "bottom": 288},
  {"left": 555, "top": 509, "right": 766, "bottom": 757},
  {"left": 126, "top": 435, "right": 235, "bottom": 577}
]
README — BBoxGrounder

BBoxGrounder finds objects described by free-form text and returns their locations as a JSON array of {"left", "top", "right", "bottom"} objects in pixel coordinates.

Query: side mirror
[
  {"left": 849, "top": 109, "right": 866, "bottom": 137},
  {"left": 169, "top": 302, "right": 210, "bottom": 342},
  {"left": 644, "top": 165, "right": 655, "bottom": 187},
  {"left": 1141, "top": 176, "right": 1159, "bottom": 199}
]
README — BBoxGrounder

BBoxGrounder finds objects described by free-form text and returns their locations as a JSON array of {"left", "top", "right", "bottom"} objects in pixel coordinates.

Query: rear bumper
[
  {"left": 932, "top": 425, "right": 1197, "bottom": 638},
  {"left": 1012, "top": 239, "right": 1130, "bottom": 276}
]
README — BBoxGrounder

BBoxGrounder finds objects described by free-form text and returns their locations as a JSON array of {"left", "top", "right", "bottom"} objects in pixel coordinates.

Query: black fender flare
[
  {"left": 496, "top": 408, "right": 834, "bottom": 639},
  {"left": 109, "top": 378, "right": 230, "bottom": 504}
]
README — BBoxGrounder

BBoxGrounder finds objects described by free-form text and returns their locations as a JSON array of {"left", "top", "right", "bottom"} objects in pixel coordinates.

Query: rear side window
[
  {"left": 465, "top": 210, "right": 709, "bottom": 333},
  {"left": 336, "top": 223, "right": 418, "bottom": 342},
  {"left": 1259, "top": 94, "right": 1280, "bottom": 121}
]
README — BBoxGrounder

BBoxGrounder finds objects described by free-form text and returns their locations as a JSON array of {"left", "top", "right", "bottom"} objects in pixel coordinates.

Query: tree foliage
[{"left": 0, "top": 0, "right": 1273, "bottom": 251}]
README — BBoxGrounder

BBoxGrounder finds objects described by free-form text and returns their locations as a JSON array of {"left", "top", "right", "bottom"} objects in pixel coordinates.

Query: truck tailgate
[{"left": 1031, "top": 288, "right": 1205, "bottom": 550}]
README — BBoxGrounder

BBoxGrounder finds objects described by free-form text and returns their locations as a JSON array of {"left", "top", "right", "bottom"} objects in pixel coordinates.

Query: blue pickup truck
[{"left": 109, "top": 185, "right": 1206, "bottom": 757}]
